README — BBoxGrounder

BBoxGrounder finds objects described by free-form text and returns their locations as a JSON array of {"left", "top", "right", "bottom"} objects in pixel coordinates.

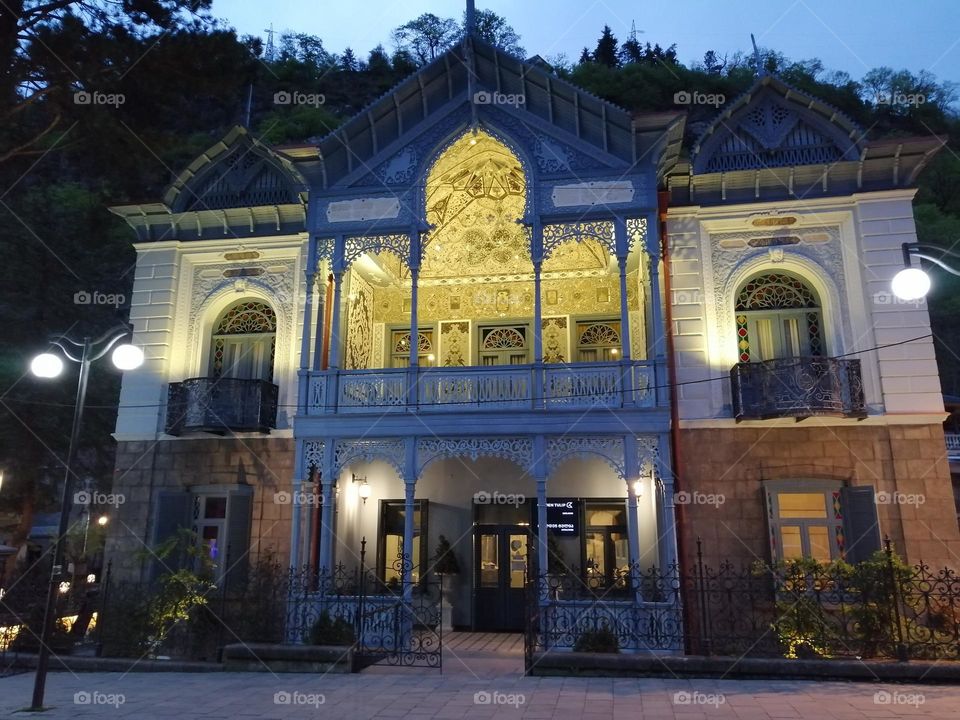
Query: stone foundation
[
  {"left": 104, "top": 436, "right": 295, "bottom": 583},
  {"left": 677, "top": 422, "right": 960, "bottom": 572}
]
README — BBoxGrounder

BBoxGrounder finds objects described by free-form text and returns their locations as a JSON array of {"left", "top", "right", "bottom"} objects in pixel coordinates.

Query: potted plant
[{"left": 432, "top": 536, "right": 460, "bottom": 632}]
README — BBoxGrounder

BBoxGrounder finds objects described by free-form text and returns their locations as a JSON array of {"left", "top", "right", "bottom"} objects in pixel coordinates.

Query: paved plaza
[{"left": 0, "top": 637, "right": 956, "bottom": 719}]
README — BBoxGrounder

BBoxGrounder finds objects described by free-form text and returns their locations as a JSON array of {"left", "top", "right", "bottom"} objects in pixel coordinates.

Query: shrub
[
  {"left": 573, "top": 623, "right": 620, "bottom": 653},
  {"left": 307, "top": 610, "right": 355, "bottom": 646}
]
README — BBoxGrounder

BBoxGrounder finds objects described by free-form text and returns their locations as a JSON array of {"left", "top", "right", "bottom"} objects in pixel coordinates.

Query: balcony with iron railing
[
  {"left": 730, "top": 357, "right": 867, "bottom": 421},
  {"left": 304, "top": 360, "right": 658, "bottom": 415},
  {"left": 945, "top": 432, "right": 960, "bottom": 461},
  {"left": 166, "top": 377, "right": 279, "bottom": 435}
]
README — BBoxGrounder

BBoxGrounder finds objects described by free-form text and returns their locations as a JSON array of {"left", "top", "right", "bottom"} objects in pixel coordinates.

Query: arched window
[
  {"left": 734, "top": 272, "right": 823, "bottom": 362},
  {"left": 210, "top": 300, "right": 276, "bottom": 381}
]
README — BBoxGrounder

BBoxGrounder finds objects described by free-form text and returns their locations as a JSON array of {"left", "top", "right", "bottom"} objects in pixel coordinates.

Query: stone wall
[
  {"left": 104, "top": 437, "right": 295, "bottom": 583},
  {"left": 677, "top": 423, "right": 960, "bottom": 572}
]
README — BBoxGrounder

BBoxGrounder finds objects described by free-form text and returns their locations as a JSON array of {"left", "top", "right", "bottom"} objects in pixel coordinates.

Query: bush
[
  {"left": 307, "top": 611, "right": 355, "bottom": 646},
  {"left": 573, "top": 623, "right": 620, "bottom": 653}
]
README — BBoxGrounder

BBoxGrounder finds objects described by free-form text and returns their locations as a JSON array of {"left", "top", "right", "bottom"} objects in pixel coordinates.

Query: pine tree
[{"left": 593, "top": 25, "right": 619, "bottom": 68}]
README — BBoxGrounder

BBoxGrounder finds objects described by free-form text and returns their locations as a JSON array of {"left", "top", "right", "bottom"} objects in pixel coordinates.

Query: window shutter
[
  {"left": 841, "top": 486, "right": 881, "bottom": 563},
  {"left": 151, "top": 491, "right": 192, "bottom": 581},
  {"left": 224, "top": 489, "right": 253, "bottom": 590}
]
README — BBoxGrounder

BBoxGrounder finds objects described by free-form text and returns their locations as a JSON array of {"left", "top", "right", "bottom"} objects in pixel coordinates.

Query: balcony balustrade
[
  {"left": 306, "top": 360, "right": 657, "bottom": 415},
  {"left": 945, "top": 432, "right": 960, "bottom": 461},
  {"left": 730, "top": 357, "right": 866, "bottom": 421},
  {"left": 166, "top": 377, "right": 279, "bottom": 435}
]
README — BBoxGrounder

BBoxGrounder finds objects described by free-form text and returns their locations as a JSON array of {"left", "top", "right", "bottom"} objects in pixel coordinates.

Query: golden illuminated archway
[{"left": 421, "top": 130, "right": 529, "bottom": 278}]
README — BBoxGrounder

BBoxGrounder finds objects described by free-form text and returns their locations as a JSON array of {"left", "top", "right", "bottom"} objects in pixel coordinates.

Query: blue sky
[{"left": 211, "top": 0, "right": 960, "bottom": 85}]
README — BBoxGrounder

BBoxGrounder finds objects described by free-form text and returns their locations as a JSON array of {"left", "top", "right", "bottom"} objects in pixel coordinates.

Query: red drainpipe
[{"left": 659, "top": 190, "right": 692, "bottom": 652}]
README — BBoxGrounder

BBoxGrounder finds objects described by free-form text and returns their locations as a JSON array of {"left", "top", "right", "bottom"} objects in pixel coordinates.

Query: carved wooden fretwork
[{"left": 416, "top": 437, "right": 533, "bottom": 475}]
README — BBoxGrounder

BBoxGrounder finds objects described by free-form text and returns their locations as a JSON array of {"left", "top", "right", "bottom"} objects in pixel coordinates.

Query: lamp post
[
  {"left": 28, "top": 325, "right": 142, "bottom": 710},
  {"left": 891, "top": 242, "right": 960, "bottom": 301}
]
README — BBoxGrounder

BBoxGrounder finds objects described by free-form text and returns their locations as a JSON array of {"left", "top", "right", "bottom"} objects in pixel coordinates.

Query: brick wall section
[
  {"left": 104, "top": 437, "right": 295, "bottom": 583},
  {"left": 678, "top": 423, "right": 960, "bottom": 572}
]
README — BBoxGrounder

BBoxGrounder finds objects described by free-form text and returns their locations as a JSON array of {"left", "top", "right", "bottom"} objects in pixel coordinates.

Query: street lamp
[
  {"left": 891, "top": 242, "right": 960, "bottom": 301},
  {"left": 28, "top": 324, "right": 142, "bottom": 710}
]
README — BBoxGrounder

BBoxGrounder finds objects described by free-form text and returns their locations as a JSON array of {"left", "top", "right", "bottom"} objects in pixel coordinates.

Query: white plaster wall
[
  {"left": 115, "top": 244, "right": 179, "bottom": 438},
  {"left": 666, "top": 191, "right": 943, "bottom": 421},
  {"left": 114, "top": 236, "right": 309, "bottom": 440},
  {"left": 854, "top": 192, "right": 943, "bottom": 414}
]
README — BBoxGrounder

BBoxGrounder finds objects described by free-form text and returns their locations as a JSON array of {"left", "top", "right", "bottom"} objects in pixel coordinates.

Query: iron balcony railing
[
  {"left": 730, "top": 357, "right": 867, "bottom": 421},
  {"left": 945, "top": 433, "right": 960, "bottom": 461},
  {"left": 165, "top": 377, "right": 279, "bottom": 435},
  {"left": 304, "top": 360, "right": 659, "bottom": 415}
]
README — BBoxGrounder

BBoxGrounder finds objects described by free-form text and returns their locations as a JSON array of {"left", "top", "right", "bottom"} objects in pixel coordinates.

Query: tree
[
  {"left": 578, "top": 47, "right": 592, "bottom": 65},
  {"left": 367, "top": 44, "right": 392, "bottom": 75},
  {"left": 469, "top": 9, "right": 524, "bottom": 56},
  {"left": 340, "top": 47, "right": 359, "bottom": 72},
  {"left": 702, "top": 50, "right": 726, "bottom": 75},
  {"left": 392, "top": 13, "right": 459, "bottom": 65},
  {"left": 0, "top": 0, "right": 212, "bottom": 164},
  {"left": 593, "top": 25, "right": 619, "bottom": 68}
]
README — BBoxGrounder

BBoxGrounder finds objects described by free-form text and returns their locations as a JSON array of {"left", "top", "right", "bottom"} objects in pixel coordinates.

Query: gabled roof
[
  {"left": 161, "top": 126, "right": 307, "bottom": 212},
  {"left": 691, "top": 74, "right": 865, "bottom": 167},
  {"left": 311, "top": 36, "right": 684, "bottom": 186}
]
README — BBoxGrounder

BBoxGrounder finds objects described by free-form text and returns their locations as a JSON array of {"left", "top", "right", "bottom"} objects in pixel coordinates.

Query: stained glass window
[
  {"left": 734, "top": 273, "right": 823, "bottom": 362},
  {"left": 211, "top": 300, "right": 276, "bottom": 380}
]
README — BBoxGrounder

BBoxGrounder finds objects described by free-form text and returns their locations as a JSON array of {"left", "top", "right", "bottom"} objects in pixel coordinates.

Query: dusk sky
[{"left": 212, "top": 0, "right": 960, "bottom": 85}]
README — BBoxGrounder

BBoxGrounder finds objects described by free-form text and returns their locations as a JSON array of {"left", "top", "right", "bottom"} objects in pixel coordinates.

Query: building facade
[
  {"left": 665, "top": 75, "right": 960, "bottom": 572},
  {"left": 104, "top": 41, "right": 960, "bottom": 639},
  {"left": 106, "top": 38, "right": 685, "bottom": 633}
]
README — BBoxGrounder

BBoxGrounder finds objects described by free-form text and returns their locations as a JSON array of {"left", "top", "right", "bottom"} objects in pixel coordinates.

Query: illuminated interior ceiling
[{"left": 355, "top": 131, "right": 610, "bottom": 288}]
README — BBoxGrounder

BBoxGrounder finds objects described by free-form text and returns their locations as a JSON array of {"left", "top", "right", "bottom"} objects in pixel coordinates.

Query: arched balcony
[{"left": 298, "top": 130, "right": 663, "bottom": 417}]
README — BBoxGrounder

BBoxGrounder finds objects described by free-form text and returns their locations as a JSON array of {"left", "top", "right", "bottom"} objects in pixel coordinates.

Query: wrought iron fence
[
  {"left": 286, "top": 561, "right": 443, "bottom": 669},
  {"left": 525, "top": 538, "right": 960, "bottom": 671}
]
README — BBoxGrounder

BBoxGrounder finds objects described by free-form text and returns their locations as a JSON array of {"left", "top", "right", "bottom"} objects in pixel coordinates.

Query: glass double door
[{"left": 474, "top": 525, "right": 529, "bottom": 631}]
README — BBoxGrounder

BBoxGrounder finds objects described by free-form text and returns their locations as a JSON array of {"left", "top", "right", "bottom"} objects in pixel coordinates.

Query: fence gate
[{"left": 289, "top": 546, "right": 443, "bottom": 671}]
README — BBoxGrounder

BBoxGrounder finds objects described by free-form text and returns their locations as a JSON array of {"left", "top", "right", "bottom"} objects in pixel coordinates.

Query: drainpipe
[{"left": 658, "top": 189, "right": 692, "bottom": 654}]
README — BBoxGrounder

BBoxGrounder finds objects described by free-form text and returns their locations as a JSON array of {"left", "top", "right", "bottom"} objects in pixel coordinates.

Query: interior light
[{"left": 632, "top": 479, "right": 643, "bottom": 497}]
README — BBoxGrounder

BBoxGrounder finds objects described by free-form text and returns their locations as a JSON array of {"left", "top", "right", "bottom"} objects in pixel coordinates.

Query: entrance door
[{"left": 474, "top": 525, "right": 529, "bottom": 631}]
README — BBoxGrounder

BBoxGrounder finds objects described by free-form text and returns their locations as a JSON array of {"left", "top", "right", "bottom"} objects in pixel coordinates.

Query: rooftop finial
[
  {"left": 466, "top": 0, "right": 476, "bottom": 36},
  {"left": 750, "top": 33, "right": 765, "bottom": 77}
]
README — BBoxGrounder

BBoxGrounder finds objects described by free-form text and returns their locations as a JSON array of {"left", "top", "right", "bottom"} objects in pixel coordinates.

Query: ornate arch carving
[
  {"left": 416, "top": 437, "right": 533, "bottom": 476},
  {"left": 546, "top": 436, "right": 626, "bottom": 480},
  {"left": 333, "top": 439, "right": 406, "bottom": 478},
  {"left": 343, "top": 233, "right": 411, "bottom": 272},
  {"left": 542, "top": 220, "right": 616, "bottom": 260}
]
